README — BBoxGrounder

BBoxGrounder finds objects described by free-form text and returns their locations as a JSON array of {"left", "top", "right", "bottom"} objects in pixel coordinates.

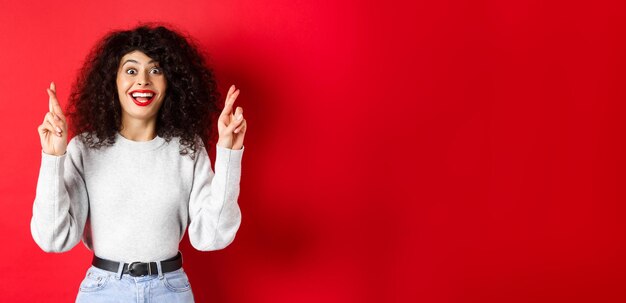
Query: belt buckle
[{"left": 128, "top": 261, "right": 151, "bottom": 277}]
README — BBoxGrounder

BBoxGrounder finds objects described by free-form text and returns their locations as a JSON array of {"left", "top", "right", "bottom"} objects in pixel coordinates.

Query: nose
[{"left": 137, "top": 70, "right": 151, "bottom": 86}]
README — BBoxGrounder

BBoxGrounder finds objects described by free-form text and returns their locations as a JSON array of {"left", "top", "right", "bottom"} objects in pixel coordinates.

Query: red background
[{"left": 1, "top": 0, "right": 625, "bottom": 302}]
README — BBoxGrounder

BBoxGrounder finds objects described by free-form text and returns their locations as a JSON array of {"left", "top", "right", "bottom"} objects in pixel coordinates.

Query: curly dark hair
[{"left": 66, "top": 24, "right": 220, "bottom": 160}]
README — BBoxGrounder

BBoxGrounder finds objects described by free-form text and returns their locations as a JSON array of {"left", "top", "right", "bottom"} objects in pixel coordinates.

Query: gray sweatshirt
[{"left": 30, "top": 131, "right": 244, "bottom": 263}]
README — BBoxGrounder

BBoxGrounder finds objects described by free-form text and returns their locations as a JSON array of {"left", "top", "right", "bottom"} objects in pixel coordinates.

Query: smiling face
[{"left": 116, "top": 50, "right": 167, "bottom": 126}]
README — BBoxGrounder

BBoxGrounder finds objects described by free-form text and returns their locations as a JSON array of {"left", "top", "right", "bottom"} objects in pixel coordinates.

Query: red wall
[{"left": 1, "top": 0, "right": 625, "bottom": 302}]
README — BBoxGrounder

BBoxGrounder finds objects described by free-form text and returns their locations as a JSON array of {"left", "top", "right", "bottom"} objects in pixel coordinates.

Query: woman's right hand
[{"left": 38, "top": 82, "right": 68, "bottom": 156}]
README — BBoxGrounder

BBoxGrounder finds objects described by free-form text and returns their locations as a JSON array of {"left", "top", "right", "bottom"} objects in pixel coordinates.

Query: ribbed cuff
[
  {"left": 38, "top": 149, "right": 67, "bottom": 200},
  {"left": 215, "top": 144, "right": 244, "bottom": 168},
  {"left": 41, "top": 150, "right": 67, "bottom": 173}
]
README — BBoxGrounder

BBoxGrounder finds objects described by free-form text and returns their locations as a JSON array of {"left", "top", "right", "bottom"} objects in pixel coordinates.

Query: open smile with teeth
[{"left": 129, "top": 90, "right": 156, "bottom": 106}]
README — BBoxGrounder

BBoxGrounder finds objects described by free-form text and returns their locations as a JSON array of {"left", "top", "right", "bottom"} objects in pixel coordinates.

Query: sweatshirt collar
[{"left": 115, "top": 131, "right": 166, "bottom": 151}]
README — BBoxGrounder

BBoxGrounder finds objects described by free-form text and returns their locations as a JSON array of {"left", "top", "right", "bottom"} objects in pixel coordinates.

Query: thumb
[{"left": 227, "top": 113, "right": 244, "bottom": 132}]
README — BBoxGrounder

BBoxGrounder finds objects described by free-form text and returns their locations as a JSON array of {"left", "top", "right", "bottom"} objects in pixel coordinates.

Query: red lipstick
[{"left": 129, "top": 90, "right": 156, "bottom": 107}]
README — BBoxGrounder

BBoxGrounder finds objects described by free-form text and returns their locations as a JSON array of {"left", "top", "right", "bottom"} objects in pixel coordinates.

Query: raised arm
[
  {"left": 31, "top": 82, "right": 89, "bottom": 253},
  {"left": 188, "top": 84, "right": 247, "bottom": 250},
  {"left": 187, "top": 143, "right": 244, "bottom": 251}
]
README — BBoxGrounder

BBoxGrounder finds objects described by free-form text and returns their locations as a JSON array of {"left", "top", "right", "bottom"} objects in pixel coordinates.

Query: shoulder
[
  {"left": 183, "top": 134, "right": 209, "bottom": 162},
  {"left": 193, "top": 134, "right": 206, "bottom": 149},
  {"left": 62, "top": 132, "right": 93, "bottom": 166},
  {"left": 68, "top": 131, "right": 99, "bottom": 146},
  {"left": 67, "top": 132, "right": 89, "bottom": 151},
  {"left": 175, "top": 133, "right": 206, "bottom": 151},
  {"left": 66, "top": 131, "right": 105, "bottom": 155}
]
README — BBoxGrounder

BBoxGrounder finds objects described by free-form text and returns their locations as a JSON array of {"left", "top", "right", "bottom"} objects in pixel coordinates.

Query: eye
[
  {"left": 150, "top": 67, "right": 162, "bottom": 74},
  {"left": 126, "top": 68, "right": 137, "bottom": 75}
]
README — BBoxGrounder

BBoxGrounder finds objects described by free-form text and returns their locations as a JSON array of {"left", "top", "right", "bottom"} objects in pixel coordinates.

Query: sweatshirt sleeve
[
  {"left": 188, "top": 143, "right": 244, "bottom": 251},
  {"left": 30, "top": 138, "right": 89, "bottom": 253}
]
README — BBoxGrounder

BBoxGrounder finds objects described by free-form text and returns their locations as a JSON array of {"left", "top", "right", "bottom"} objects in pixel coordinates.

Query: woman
[{"left": 31, "top": 25, "right": 247, "bottom": 302}]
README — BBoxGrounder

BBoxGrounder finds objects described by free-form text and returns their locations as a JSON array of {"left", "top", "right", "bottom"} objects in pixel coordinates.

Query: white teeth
[{"left": 131, "top": 92, "right": 154, "bottom": 98}]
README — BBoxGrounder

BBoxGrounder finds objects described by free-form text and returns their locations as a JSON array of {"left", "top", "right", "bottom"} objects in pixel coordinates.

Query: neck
[{"left": 119, "top": 117, "right": 157, "bottom": 141}]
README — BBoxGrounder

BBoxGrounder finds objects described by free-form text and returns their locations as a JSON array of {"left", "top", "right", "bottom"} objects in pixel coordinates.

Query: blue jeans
[{"left": 75, "top": 264, "right": 195, "bottom": 302}]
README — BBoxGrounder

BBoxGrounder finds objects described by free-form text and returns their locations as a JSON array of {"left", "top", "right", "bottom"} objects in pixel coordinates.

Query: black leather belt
[{"left": 92, "top": 252, "right": 183, "bottom": 277}]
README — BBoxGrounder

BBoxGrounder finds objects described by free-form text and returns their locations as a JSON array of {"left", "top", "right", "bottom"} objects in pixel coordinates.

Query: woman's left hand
[{"left": 217, "top": 84, "right": 247, "bottom": 150}]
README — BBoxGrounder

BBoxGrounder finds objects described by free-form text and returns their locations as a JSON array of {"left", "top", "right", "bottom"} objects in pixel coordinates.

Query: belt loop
[
  {"left": 156, "top": 260, "right": 164, "bottom": 279},
  {"left": 116, "top": 262, "right": 125, "bottom": 280}
]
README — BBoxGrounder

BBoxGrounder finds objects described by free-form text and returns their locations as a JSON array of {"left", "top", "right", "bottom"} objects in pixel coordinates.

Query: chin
[{"left": 122, "top": 104, "right": 162, "bottom": 121}]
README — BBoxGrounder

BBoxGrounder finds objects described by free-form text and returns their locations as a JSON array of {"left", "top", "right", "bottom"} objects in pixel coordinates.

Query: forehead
[{"left": 120, "top": 50, "right": 157, "bottom": 65}]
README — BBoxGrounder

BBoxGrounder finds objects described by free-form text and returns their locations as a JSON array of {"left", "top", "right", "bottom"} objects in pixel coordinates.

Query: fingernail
[
  {"left": 57, "top": 132, "right": 62, "bottom": 137},
  {"left": 56, "top": 126, "right": 62, "bottom": 132},
  {"left": 237, "top": 114, "right": 243, "bottom": 120}
]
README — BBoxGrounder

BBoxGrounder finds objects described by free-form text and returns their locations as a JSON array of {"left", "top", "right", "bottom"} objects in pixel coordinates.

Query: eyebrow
[{"left": 122, "top": 59, "right": 157, "bottom": 66}]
